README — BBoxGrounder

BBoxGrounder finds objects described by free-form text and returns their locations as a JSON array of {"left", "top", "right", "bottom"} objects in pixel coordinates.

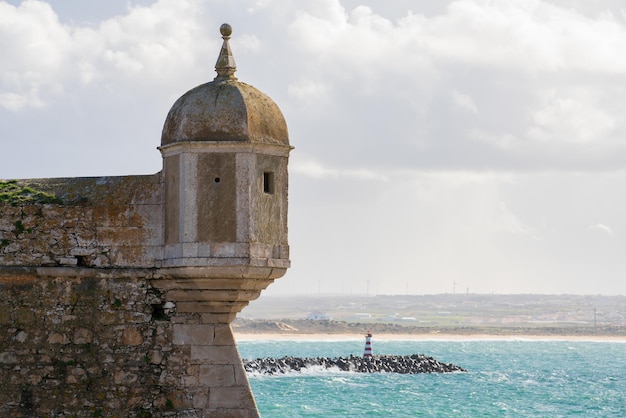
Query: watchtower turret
[{"left": 156, "top": 24, "right": 292, "bottom": 321}]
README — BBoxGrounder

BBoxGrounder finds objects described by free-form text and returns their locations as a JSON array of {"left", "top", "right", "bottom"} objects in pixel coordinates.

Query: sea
[{"left": 238, "top": 338, "right": 626, "bottom": 417}]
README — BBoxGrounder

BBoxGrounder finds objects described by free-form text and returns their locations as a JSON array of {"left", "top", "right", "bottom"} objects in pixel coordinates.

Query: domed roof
[{"left": 160, "top": 24, "right": 289, "bottom": 147}]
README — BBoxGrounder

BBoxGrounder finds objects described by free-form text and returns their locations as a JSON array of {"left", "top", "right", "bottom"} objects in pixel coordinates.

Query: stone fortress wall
[
  {"left": 0, "top": 175, "right": 163, "bottom": 269},
  {"left": 0, "top": 24, "right": 290, "bottom": 417},
  {"left": 0, "top": 177, "right": 261, "bottom": 418}
]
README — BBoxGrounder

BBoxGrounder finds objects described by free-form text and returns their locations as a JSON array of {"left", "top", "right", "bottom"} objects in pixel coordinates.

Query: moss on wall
[{"left": 0, "top": 180, "right": 62, "bottom": 205}]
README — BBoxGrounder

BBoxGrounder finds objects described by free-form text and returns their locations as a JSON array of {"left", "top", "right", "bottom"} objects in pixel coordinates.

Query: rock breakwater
[{"left": 244, "top": 354, "right": 466, "bottom": 375}]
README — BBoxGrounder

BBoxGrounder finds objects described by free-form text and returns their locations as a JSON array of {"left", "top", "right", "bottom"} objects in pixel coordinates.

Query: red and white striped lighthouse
[{"left": 363, "top": 331, "right": 373, "bottom": 357}]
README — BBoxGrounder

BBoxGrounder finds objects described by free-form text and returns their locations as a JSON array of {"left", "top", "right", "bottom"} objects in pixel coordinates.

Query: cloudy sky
[{"left": 2, "top": 0, "right": 626, "bottom": 296}]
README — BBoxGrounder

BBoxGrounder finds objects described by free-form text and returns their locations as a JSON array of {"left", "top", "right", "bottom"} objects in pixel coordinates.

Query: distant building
[{"left": 307, "top": 311, "right": 332, "bottom": 320}]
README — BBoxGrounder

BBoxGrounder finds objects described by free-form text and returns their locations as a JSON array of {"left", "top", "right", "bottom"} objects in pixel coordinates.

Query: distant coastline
[
  {"left": 235, "top": 333, "right": 626, "bottom": 342},
  {"left": 233, "top": 318, "right": 626, "bottom": 342}
]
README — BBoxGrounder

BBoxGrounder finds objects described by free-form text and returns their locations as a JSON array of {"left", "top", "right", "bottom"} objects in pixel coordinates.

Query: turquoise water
[{"left": 238, "top": 339, "right": 626, "bottom": 417}]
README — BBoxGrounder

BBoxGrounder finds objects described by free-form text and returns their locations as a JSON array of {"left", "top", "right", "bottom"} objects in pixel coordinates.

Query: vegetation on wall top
[{"left": 0, "top": 180, "right": 62, "bottom": 205}]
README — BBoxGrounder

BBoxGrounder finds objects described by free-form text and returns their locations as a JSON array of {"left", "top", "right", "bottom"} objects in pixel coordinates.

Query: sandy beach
[{"left": 234, "top": 332, "right": 626, "bottom": 343}]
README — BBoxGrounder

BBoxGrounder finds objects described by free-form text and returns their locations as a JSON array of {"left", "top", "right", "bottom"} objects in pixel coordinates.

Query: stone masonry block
[
  {"left": 164, "top": 244, "right": 182, "bottom": 259},
  {"left": 249, "top": 243, "right": 270, "bottom": 258},
  {"left": 268, "top": 258, "right": 289, "bottom": 268},
  {"left": 173, "top": 324, "right": 215, "bottom": 346},
  {"left": 145, "top": 226, "right": 164, "bottom": 244},
  {"left": 72, "top": 328, "right": 93, "bottom": 344},
  {"left": 190, "top": 345, "right": 239, "bottom": 363},
  {"left": 199, "top": 364, "right": 236, "bottom": 386},
  {"left": 233, "top": 362, "right": 250, "bottom": 385},
  {"left": 122, "top": 327, "right": 144, "bottom": 346},
  {"left": 70, "top": 248, "right": 95, "bottom": 256},
  {"left": 208, "top": 386, "right": 257, "bottom": 410},
  {"left": 166, "top": 290, "right": 260, "bottom": 302},
  {"left": 192, "top": 390, "right": 209, "bottom": 409},
  {"left": 96, "top": 227, "right": 141, "bottom": 246},
  {"left": 279, "top": 244, "right": 290, "bottom": 259},
  {"left": 200, "top": 312, "right": 237, "bottom": 323},
  {"left": 93, "top": 205, "right": 129, "bottom": 227},
  {"left": 0, "top": 351, "right": 18, "bottom": 364},
  {"left": 108, "top": 246, "right": 148, "bottom": 268},
  {"left": 213, "top": 324, "right": 236, "bottom": 346},
  {"left": 198, "top": 242, "right": 211, "bottom": 257},
  {"left": 234, "top": 243, "right": 250, "bottom": 258},
  {"left": 272, "top": 244, "right": 280, "bottom": 259},
  {"left": 176, "top": 300, "right": 249, "bottom": 314},
  {"left": 47, "top": 333, "right": 70, "bottom": 344},
  {"left": 205, "top": 409, "right": 255, "bottom": 418},
  {"left": 182, "top": 242, "right": 199, "bottom": 258},
  {"left": 212, "top": 243, "right": 235, "bottom": 257},
  {"left": 58, "top": 257, "right": 78, "bottom": 266},
  {"left": 143, "top": 245, "right": 163, "bottom": 263},
  {"left": 128, "top": 204, "right": 161, "bottom": 228}
]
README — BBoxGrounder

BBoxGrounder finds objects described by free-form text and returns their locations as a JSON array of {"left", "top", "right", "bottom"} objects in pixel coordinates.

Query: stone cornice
[
  {"left": 156, "top": 265, "right": 287, "bottom": 280},
  {"left": 158, "top": 141, "right": 293, "bottom": 158}
]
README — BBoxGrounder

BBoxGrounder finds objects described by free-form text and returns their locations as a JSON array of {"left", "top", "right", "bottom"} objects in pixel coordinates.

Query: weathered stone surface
[
  {"left": 122, "top": 327, "right": 144, "bottom": 346},
  {"left": 0, "top": 273, "right": 262, "bottom": 416},
  {"left": 214, "top": 324, "right": 237, "bottom": 345},
  {"left": 199, "top": 364, "right": 236, "bottom": 386},
  {"left": 173, "top": 323, "right": 215, "bottom": 346},
  {"left": 72, "top": 327, "right": 93, "bottom": 344},
  {"left": 209, "top": 386, "right": 258, "bottom": 410},
  {"left": 191, "top": 345, "right": 239, "bottom": 362},
  {"left": 0, "top": 176, "right": 163, "bottom": 269},
  {"left": 0, "top": 276, "right": 172, "bottom": 415}
]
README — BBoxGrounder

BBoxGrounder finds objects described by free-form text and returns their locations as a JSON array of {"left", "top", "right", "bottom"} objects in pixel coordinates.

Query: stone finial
[{"left": 215, "top": 23, "right": 237, "bottom": 81}]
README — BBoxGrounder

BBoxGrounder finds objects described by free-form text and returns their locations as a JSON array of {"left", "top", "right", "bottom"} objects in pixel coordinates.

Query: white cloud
[
  {"left": 589, "top": 223, "right": 615, "bottom": 235},
  {"left": 280, "top": 0, "right": 626, "bottom": 172},
  {"left": 0, "top": 0, "right": 210, "bottom": 110},
  {"left": 292, "top": 157, "right": 386, "bottom": 181},
  {"left": 406, "top": 0, "right": 626, "bottom": 73},
  {"left": 0, "top": 0, "right": 70, "bottom": 109},
  {"left": 0, "top": 88, "right": 45, "bottom": 111},
  {"left": 491, "top": 202, "right": 540, "bottom": 238},
  {"left": 3, "top": 0, "right": 626, "bottom": 295},
  {"left": 287, "top": 79, "right": 331, "bottom": 104},
  {"left": 451, "top": 90, "right": 478, "bottom": 113},
  {"left": 528, "top": 90, "right": 617, "bottom": 145},
  {"left": 469, "top": 130, "right": 518, "bottom": 150},
  {"left": 5, "top": 0, "right": 626, "bottom": 169}
]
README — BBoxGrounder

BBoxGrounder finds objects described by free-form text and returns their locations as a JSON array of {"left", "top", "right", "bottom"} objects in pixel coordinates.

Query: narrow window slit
[{"left": 263, "top": 172, "right": 274, "bottom": 194}]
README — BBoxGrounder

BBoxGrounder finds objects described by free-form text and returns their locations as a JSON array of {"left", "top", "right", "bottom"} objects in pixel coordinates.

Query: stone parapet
[{"left": 0, "top": 175, "right": 164, "bottom": 269}]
